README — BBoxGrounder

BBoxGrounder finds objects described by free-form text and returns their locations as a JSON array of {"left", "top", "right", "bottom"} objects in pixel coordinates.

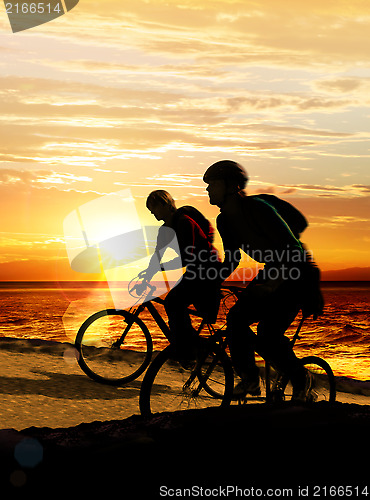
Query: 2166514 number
[
  {"left": 313, "top": 485, "right": 369, "bottom": 497},
  {"left": 5, "top": 3, "right": 62, "bottom": 14}
]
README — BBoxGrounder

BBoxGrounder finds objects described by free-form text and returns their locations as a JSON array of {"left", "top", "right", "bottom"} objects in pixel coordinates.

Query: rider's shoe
[{"left": 233, "top": 378, "right": 261, "bottom": 398}]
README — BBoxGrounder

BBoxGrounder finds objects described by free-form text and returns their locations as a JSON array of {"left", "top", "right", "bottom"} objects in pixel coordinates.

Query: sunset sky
[{"left": 0, "top": 0, "right": 369, "bottom": 281}]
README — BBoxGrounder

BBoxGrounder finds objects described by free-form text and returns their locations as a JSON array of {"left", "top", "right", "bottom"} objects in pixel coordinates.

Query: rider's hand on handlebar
[{"left": 134, "top": 279, "right": 148, "bottom": 296}]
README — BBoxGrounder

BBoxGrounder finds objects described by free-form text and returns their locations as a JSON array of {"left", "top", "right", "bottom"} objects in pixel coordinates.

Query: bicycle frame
[
  {"left": 124, "top": 281, "right": 308, "bottom": 404},
  {"left": 206, "top": 312, "right": 306, "bottom": 404},
  {"left": 121, "top": 284, "right": 207, "bottom": 347}
]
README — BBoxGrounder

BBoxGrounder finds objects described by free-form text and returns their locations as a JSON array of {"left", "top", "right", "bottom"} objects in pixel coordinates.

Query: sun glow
[{"left": 0, "top": 0, "right": 369, "bottom": 279}]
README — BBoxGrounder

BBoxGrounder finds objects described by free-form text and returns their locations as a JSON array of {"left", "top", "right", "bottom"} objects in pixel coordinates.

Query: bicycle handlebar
[{"left": 128, "top": 274, "right": 157, "bottom": 299}]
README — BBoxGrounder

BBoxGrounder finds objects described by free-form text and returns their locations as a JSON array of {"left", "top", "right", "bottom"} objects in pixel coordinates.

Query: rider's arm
[
  {"left": 142, "top": 226, "right": 170, "bottom": 281},
  {"left": 143, "top": 225, "right": 184, "bottom": 280},
  {"left": 143, "top": 251, "right": 161, "bottom": 281},
  {"left": 141, "top": 253, "right": 183, "bottom": 282},
  {"left": 159, "top": 256, "right": 183, "bottom": 271}
]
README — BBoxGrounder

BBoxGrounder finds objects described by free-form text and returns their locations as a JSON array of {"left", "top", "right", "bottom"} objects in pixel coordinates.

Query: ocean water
[{"left": 0, "top": 281, "right": 369, "bottom": 384}]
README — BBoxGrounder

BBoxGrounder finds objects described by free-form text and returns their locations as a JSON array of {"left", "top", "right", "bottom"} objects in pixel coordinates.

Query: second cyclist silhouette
[{"left": 203, "top": 160, "right": 324, "bottom": 400}]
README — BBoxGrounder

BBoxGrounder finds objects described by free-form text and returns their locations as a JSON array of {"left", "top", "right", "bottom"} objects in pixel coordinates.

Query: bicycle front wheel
[
  {"left": 139, "top": 343, "right": 234, "bottom": 416},
  {"left": 75, "top": 309, "right": 152, "bottom": 385}
]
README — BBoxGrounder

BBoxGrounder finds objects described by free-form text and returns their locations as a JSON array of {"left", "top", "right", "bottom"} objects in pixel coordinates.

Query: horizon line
[{"left": 0, "top": 279, "right": 369, "bottom": 284}]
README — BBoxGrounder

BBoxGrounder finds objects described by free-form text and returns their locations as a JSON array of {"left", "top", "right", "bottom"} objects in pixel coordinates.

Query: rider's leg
[
  {"left": 256, "top": 282, "right": 307, "bottom": 395},
  {"left": 227, "top": 309, "right": 258, "bottom": 379},
  {"left": 226, "top": 289, "right": 261, "bottom": 394},
  {"left": 164, "top": 277, "right": 198, "bottom": 358},
  {"left": 165, "top": 271, "right": 222, "bottom": 357}
]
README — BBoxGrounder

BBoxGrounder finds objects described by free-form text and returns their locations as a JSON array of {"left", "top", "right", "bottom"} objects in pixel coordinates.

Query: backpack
[
  {"left": 251, "top": 194, "right": 308, "bottom": 238},
  {"left": 177, "top": 205, "right": 215, "bottom": 243}
]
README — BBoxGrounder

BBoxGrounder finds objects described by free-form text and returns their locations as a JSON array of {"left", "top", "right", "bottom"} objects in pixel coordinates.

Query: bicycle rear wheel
[
  {"left": 139, "top": 343, "right": 234, "bottom": 416},
  {"left": 300, "top": 356, "right": 336, "bottom": 403},
  {"left": 272, "top": 356, "right": 336, "bottom": 403},
  {"left": 75, "top": 309, "right": 152, "bottom": 385}
]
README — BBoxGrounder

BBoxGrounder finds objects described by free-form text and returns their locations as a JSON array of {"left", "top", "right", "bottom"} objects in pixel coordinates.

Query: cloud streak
[{"left": 0, "top": 0, "right": 369, "bottom": 277}]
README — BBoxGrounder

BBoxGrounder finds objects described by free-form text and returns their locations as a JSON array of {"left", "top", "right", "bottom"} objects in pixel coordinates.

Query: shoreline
[{"left": 1, "top": 335, "right": 370, "bottom": 394}]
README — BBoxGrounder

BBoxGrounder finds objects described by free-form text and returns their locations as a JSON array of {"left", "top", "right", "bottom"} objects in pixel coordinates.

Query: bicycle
[
  {"left": 75, "top": 277, "right": 336, "bottom": 413},
  {"left": 75, "top": 274, "right": 231, "bottom": 387},
  {"left": 139, "top": 285, "right": 336, "bottom": 415}
]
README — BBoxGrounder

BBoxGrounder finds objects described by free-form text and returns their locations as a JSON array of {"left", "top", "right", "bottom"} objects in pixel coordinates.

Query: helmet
[{"left": 203, "top": 160, "right": 248, "bottom": 189}]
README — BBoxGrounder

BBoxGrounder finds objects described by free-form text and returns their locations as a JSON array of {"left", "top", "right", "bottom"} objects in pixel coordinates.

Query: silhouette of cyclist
[
  {"left": 203, "top": 160, "right": 323, "bottom": 400},
  {"left": 140, "top": 190, "right": 222, "bottom": 363}
]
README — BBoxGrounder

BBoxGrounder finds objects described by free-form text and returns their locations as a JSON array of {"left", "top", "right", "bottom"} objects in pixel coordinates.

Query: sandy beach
[
  {"left": 1, "top": 337, "right": 369, "bottom": 496},
  {"left": 0, "top": 338, "right": 142, "bottom": 431},
  {"left": 0, "top": 337, "right": 369, "bottom": 430}
]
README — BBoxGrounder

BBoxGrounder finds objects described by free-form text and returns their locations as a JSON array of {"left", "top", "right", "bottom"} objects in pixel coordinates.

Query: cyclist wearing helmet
[
  {"left": 203, "top": 160, "right": 323, "bottom": 399},
  {"left": 141, "top": 190, "right": 222, "bottom": 364}
]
